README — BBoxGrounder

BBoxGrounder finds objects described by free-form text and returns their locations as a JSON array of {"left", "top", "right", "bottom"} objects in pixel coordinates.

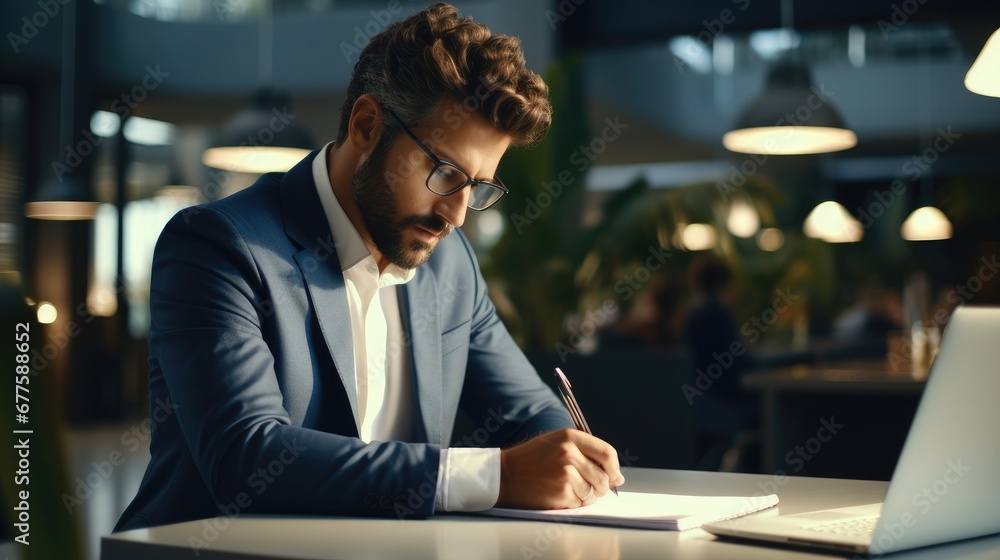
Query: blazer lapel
[
  {"left": 282, "top": 149, "right": 360, "bottom": 437},
  {"left": 401, "top": 268, "right": 443, "bottom": 446}
]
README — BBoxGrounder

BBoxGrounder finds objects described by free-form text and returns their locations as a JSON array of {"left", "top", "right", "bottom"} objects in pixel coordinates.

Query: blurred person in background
[{"left": 683, "top": 255, "right": 759, "bottom": 471}]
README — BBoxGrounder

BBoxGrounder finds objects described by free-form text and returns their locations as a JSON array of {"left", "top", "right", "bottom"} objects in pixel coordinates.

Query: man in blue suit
[{"left": 115, "top": 3, "right": 623, "bottom": 532}]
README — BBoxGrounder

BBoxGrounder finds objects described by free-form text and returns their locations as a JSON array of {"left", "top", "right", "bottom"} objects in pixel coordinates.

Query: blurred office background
[{"left": 1, "top": 0, "right": 999, "bottom": 558}]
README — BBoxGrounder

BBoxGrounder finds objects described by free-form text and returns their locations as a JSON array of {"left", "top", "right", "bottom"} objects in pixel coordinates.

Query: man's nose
[{"left": 434, "top": 185, "right": 470, "bottom": 228}]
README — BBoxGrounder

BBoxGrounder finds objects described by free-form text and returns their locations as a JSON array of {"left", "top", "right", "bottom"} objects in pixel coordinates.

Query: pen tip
[{"left": 554, "top": 367, "right": 571, "bottom": 386}]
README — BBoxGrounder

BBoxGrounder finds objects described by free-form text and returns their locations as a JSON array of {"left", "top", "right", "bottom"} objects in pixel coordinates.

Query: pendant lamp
[
  {"left": 902, "top": 37, "right": 952, "bottom": 242},
  {"left": 803, "top": 200, "right": 862, "bottom": 243},
  {"left": 723, "top": 0, "right": 856, "bottom": 155},
  {"left": 965, "top": 28, "right": 1000, "bottom": 98},
  {"left": 24, "top": 0, "right": 99, "bottom": 220},
  {"left": 202, "top": 0, "right": 312, "bottom": 173},
  {"left": 202, "top": 89, "right": 313, "bottom": 173},
  {"left": 724, "top": 60, "right": 857, "bottom": 155}
]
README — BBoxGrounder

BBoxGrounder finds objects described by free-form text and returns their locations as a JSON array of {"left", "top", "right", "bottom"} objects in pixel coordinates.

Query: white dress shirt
[{"left": 312, "top": 143, "right": 500, "bottom": 511}]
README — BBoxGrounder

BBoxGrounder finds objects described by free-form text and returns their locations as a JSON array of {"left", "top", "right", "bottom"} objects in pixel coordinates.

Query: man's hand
[{"left": 495, "top": 429, "right": 625, "bottom": 509}]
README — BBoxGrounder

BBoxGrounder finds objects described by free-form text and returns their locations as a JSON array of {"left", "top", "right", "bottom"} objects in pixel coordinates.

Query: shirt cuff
[{"left": 435, "top": 447, "right": 501, "bottom": 512}]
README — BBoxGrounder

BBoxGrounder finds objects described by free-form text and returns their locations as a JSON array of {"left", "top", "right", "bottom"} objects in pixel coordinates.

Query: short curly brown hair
[{"left": 336, "top": 2, "right": 552, "bottom": 148}]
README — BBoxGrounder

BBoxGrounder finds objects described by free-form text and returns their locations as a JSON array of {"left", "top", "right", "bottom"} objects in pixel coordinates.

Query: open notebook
[{"left": 481, "top": 492, "right": 779, "bottom": 531}]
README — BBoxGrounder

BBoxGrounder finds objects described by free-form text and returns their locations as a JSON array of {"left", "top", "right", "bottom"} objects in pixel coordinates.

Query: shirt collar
[{"left": 312, "top": 142, "right": 415, "bottom": 285}]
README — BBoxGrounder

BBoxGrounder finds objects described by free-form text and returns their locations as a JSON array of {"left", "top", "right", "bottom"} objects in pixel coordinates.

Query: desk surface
[
  {"left": 101, "top": 468, "right": 1000, "bottom": 560},
  {"left": 742, "top": 359, "right": 927, "bottom": 394}
]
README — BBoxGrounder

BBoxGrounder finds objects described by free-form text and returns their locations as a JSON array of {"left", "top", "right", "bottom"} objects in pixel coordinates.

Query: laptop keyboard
[{"left": 802, "top": 517, "right": 879, "bottom": 537}]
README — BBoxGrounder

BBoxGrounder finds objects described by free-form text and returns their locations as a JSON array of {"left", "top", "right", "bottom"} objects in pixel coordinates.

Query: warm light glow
[
  {"left": 723, "top": 126, "right": 858, "bottom": 155},
  {"left": 87, "top": 287, "right": 118, "bottom": 317},
  {"left": 24, "top": 201, "right": 100, "bottom": 220},
  {"left": 803, "top": 201, "right": 863, "bottom": 243},
  {"left": 681, "top": 223, "right": 717, "bottom": 251},
  {"left": 757, "top": 228, "right": 784, "bottom": 251},
  {"left": 672, "top": 223, "right": 687, "bottom": 250},
  {"left": 37, "top": 302, "right": 57, "bottom": 324},
  {"left": 726, "top": 200, "right": 760, "bottom": 238},
  {"left": 901, "top": 206, "right": 953, "bottom": 241},
  {"left": 156, "top": 185, "right": 201, "bottom": 207},
  {"left": 202, "top": 146, "right": 312, "bottom": 173},
  {"left": 966, "top": 28, "right": 1000, "bottom": 98}
]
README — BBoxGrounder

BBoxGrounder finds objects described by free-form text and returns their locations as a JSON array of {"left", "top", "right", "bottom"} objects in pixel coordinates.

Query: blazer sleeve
[
  {"left": 452, "top": 233, "right": 575, "bottom": 446},
  {"left": 149, "top": 207, "right": 440, "bottom": 519}
]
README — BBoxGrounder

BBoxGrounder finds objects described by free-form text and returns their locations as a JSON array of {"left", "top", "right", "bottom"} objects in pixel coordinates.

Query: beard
[{"left": 352, "top": 135, "right": 453, "bottom": 270}]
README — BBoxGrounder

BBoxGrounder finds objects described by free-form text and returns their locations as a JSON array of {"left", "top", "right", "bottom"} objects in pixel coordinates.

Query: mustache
[{"left": 400, "top": 214, "right": 452, "bottom": 238}]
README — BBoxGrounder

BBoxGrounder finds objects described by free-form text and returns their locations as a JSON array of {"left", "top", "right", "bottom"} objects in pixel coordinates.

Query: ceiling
[{"left": 3, "top": 0, "right": 999, "bottom": 198}]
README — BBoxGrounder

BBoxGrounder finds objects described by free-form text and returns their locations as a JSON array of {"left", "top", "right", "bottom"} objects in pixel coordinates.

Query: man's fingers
[
  {"left": 567, "top": 430, "right": 625, "bottom": 487},
  {"left": 559, "top": 463, "right": 596, "bottom": 507},
  {"left": 570, "top": 452, "right": 611, "bottom": 497}
]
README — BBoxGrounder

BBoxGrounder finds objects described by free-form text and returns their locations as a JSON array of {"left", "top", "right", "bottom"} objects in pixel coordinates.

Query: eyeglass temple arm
[{"left": 385, "top": 109, "right": 441, "bottom": 164}]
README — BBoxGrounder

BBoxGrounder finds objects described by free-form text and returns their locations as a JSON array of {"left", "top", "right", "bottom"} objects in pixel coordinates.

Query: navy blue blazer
[{"left": 114, "top": 149, "right": 572, "bottom": 531}]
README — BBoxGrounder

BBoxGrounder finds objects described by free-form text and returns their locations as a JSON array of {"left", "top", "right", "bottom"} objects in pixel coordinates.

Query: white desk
[{"left": 101, "top": 468, "right": 1000, "bottom": 559}]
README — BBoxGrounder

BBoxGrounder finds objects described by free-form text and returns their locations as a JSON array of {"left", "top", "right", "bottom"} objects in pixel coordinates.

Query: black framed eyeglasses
[{"left": 385, "top": 108, "right": 508, "bottom": 211}]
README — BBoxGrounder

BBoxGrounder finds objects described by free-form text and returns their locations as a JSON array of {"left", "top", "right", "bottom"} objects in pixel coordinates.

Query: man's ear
[{"left": 347, "top": 94, "right": 383, "bottom": 155}]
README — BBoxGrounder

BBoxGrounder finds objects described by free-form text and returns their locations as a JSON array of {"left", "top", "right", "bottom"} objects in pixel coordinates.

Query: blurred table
[{"left": 742, "top": 359, "right": 928, "bottom": 478}]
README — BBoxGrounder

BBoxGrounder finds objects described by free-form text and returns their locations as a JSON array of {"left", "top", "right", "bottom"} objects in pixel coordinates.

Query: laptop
[{"left": 703, "top": 305, "right": 1000, "bottom": 556}]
